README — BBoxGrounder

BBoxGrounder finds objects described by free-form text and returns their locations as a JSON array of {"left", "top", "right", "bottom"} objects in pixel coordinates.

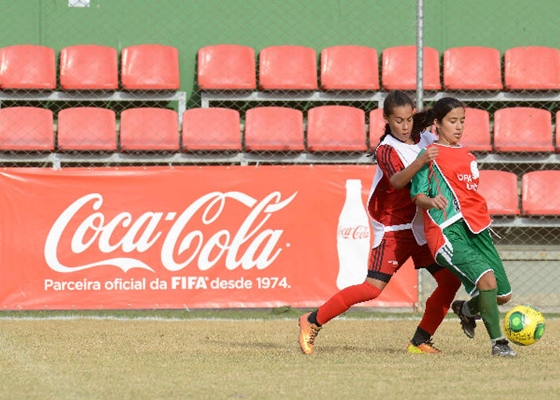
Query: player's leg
[
  {"left": 471, "top": 229, "right": 516, "bottom": 356},
  {"left": 436, "top": 220, "right": 482, "bottom": 325},
  {"left": 458, "top": 229, "right": 512, "bottom": 330},
  {"left": 298, "top": 238, "right": 397, "bottom": 355},
  {"left": 476, "top": 273, "right": 515, "bottom": 356},
  {"left": 473, "top": 228, "right": 512, "bottom": 305},
  {"left": 437, "top": 222, "right": 516, "bottom": 356},
  {"left": 312, "top": 238, "right": 397, "bottom": 325},
  {"left": 408, "top": 257, "right": 461, "bottom": 354}
]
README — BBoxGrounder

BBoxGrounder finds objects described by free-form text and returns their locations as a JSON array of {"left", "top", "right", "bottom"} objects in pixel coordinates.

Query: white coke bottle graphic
[{"left": 336, "top": 179, "right": 371, "bottom": 289}]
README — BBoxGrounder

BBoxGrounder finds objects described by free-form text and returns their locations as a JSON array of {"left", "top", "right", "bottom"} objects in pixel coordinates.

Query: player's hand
[
  {"left": 418, "top": 146, "right": 438, "bottom": 164},
  {"left": 430, "top": 194, "right": 448, "bottom": 210}
]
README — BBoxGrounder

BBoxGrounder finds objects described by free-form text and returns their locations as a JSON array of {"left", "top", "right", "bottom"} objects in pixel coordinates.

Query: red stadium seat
[
  {"left": 368, "top": 108, "right": 386, "bottom": 150},
  {"left": 59, "top": 45, "right": 118, "bottom": 90},
  {"left": 462, "top": 107, "right": 492, "bottom": 152},
  {"left": 443, "top": 46, "right": 503, "bottom": 91},
  {"left": 556, "top": 111, "right": 560, "bottom": 153},
  {"left": 197, "top": 44, "right": 256, "bottom": 90},
  {"left": 478, "top": 170, "right": 520, "bottom": 215},
  {"left": 493, "top": 107, "right": 554, "bottom": 152},
  {"left": 120, "top": 108, "right": 179, "bottom": 151},
  {"left": 522, "top": 170, "right": 560, "bottom": 215},
  {"left": 182, "top": 107, "right": 241, "bottom": 151},
  {"left": 57, "top": 107, "right": 117, "bottom": 151},
  {"left": 0, "top": 107, "right": 54, "bottom": 151},
  {"left": 307, "top": 105, "right": 367, "bottom": 152},
  {"left": 244, "top": 107, "right": 304, "bottom": 151},
  {"left": 258, "top": 45, "right": 318, "bottom": 90},
  {"left": 504, "top": 46, "right": 560, "bottom": 90},
  {"left": 320, "top": 45, "right": 380, "bottom": 91},
  {"left": 381, "top": 46, "right": 441, "bottom": 91},
  {"left": 0, "top": 45, "right": 56, "bottom": 90},
  {"left": 121, "top": 44, "right": 180, "bottom": 90}
]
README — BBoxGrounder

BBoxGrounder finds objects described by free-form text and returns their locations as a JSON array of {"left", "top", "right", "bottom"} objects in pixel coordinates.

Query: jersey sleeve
[
  {"left": 375, "top": 144, "right": 406, "bottom": 179},
  {"left": 410, "top": 149, "right": 430, "bottom": 200}
]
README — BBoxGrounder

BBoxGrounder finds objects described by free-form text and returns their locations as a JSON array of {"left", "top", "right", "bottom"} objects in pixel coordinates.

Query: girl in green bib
[{"left": 410, "top": 97, "right": 516, "bottom": 357}]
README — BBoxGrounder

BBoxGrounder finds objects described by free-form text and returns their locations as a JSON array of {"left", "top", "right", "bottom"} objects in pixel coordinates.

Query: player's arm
[
  {"left": 389, "top": 146, "right": 439, "bottom": 189},
  {"left": 413, "top": 193, "right": 448, "bottom": 210}
]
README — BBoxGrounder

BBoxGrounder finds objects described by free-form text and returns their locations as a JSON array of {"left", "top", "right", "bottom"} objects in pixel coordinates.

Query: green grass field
[{"left": 0, "top": 308, "right": 559, "bottom": 400}]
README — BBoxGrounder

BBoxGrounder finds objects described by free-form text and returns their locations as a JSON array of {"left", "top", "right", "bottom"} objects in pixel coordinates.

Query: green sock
[
  {"left": 466, "top": 295, "right": 480, "bottom": 315},
  {"left": 478, "top": 288, "right": 502, "bottom": 339}
]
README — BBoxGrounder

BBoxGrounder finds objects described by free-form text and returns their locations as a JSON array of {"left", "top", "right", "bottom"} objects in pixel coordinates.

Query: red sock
[
  {"left": 316, "top": 281, "right": 382, "bottom": 325},
  {"left": 418, "top": 268, "right": 461, "bottom": 335}
]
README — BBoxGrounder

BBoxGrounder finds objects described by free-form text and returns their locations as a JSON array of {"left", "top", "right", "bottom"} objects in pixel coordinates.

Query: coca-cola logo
[
  {"left": 44, "top": 191, "right": 298, "bottom": 273},
  {"left": 337, "top": 225, "right": 370, "bottom": 239}
]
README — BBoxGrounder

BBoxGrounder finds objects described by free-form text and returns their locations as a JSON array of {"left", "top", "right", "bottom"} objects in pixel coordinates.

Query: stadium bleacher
[
  {"left": 0, "top": 44, "right": 187, "bottom": 131},
  {"left": 320, "top": 45, "right": 380, "bottom": 91},
  {"left": 182, "top": 107, "right": 242, "bottom": 152},
  {"left": 57, "top": 107, "right": 117, "bottom": 152},
  {"left": 121, "top": 44, "right": 181, "bottom": 91},
  {"left": 197, "top": 44, "right": 256, "bottom": 91},
  {"left": 0, "top": 44, "right": 56, "bottom": 90},
  {"left": 120, "top": 107, "right": 179, "bottom": 152},
  {"left": 521, "top": 170, "right": 560, "bottom": 216},
  {"left": 0, "top": 106, "right": 54, "bottom": 152},
  {"left": 381, "top": 45, "right": 441, "bottom": 91},
  {"left": 258, "top": 45, "right": 318, "bottom": 91},
  {"left": 1, "top": 42, "right": 559, "bottom": 224},
  {"left": 478, "top": 170, "right": 521, "bottom": 217},
  {"left": 443, "top": 46, "right": 503, "bottom": 91},
  {"left": 306, "top": 105, "right": 368, "bottom": 152},
  {"left": 244, "top": 106, "right": 305, "bottom": 152},
  {"left": 504, "top": 46, "right": 560, "bottom": 90},
  {"left": 59, "top": 44, "right": 119, "bottom": 91}
]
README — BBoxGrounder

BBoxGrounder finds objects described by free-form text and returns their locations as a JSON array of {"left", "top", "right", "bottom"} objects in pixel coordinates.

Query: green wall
[{"left": 1, "top": 0, "right": 559, "bottom": 103}]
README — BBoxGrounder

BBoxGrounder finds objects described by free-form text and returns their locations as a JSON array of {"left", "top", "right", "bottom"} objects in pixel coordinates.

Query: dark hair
[
  {"left": 379, "top": 90, "right": 415, "bottom": 141},
  {"left": 412, "top": 97, "right": 465, "bottom": 136}
]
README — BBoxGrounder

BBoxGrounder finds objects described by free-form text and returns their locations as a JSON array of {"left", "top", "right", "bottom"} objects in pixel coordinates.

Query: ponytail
[{"left": 412, "top": 108, "right": 435, "bottom": 137}]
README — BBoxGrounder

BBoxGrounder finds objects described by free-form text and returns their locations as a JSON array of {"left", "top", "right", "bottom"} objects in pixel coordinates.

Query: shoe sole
[{"left": 407, "top": 343, "right": 442, "bottom": 354}]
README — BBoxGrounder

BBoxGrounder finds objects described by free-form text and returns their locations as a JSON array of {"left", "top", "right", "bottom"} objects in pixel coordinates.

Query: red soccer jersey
[{"left": 368, "top": 144, "right": 417, "bottom": 227}]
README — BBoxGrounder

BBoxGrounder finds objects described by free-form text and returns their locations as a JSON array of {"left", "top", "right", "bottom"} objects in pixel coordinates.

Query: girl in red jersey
[
  {"left": 410, "top": 97, "right": 516, "bottom": 357},
  {"left": 298, "top": 91, "right": 462, "bottom": 355}
]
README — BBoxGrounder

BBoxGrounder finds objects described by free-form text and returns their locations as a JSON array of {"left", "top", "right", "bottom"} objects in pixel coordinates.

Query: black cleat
[
  {"left": 491, "top": 339, "right": 517, "bottom": 357},
  {"left": 452, "top": 300, "right": 477, "bottom": 339}
]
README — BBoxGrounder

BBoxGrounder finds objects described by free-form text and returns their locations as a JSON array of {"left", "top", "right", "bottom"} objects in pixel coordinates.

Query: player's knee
[
  {"left": 497, "top": 293, "right": 512, "bottom": 305},
  {"left": 477, "top": 271, "right": 497, "bottom": 290}
]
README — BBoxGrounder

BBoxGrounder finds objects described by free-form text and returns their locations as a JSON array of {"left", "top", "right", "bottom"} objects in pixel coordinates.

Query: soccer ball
[{"left": 504, "top": 304, "right": 545, "bottom": 346}]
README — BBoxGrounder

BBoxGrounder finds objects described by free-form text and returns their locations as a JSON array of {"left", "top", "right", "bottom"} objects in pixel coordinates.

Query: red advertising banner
[{"left": 0, "top": 166, "right": 417, "bottom": 310}]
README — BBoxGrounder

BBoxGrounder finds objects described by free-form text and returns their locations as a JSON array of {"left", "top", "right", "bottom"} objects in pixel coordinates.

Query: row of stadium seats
[
  {"left": 0, "top": 44, "right": 179, "bottom": 90},
  {"left": 0, "top": 105, "right": 358, "bottom": 152},
  {"left": 3, "top": 43, "right": 558, "bottom": 93},
  {"left": 479, "top": 170, "right": 560, "bottom": 216},
  {"left": 1, "top": 105, "right": 557, "bottom": 216},
  {"left": 1, "top": 105, "right": 560, "bottom": 153},
  {"left": 198, "top": 44, "right": 560, "bottom": 92}
]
